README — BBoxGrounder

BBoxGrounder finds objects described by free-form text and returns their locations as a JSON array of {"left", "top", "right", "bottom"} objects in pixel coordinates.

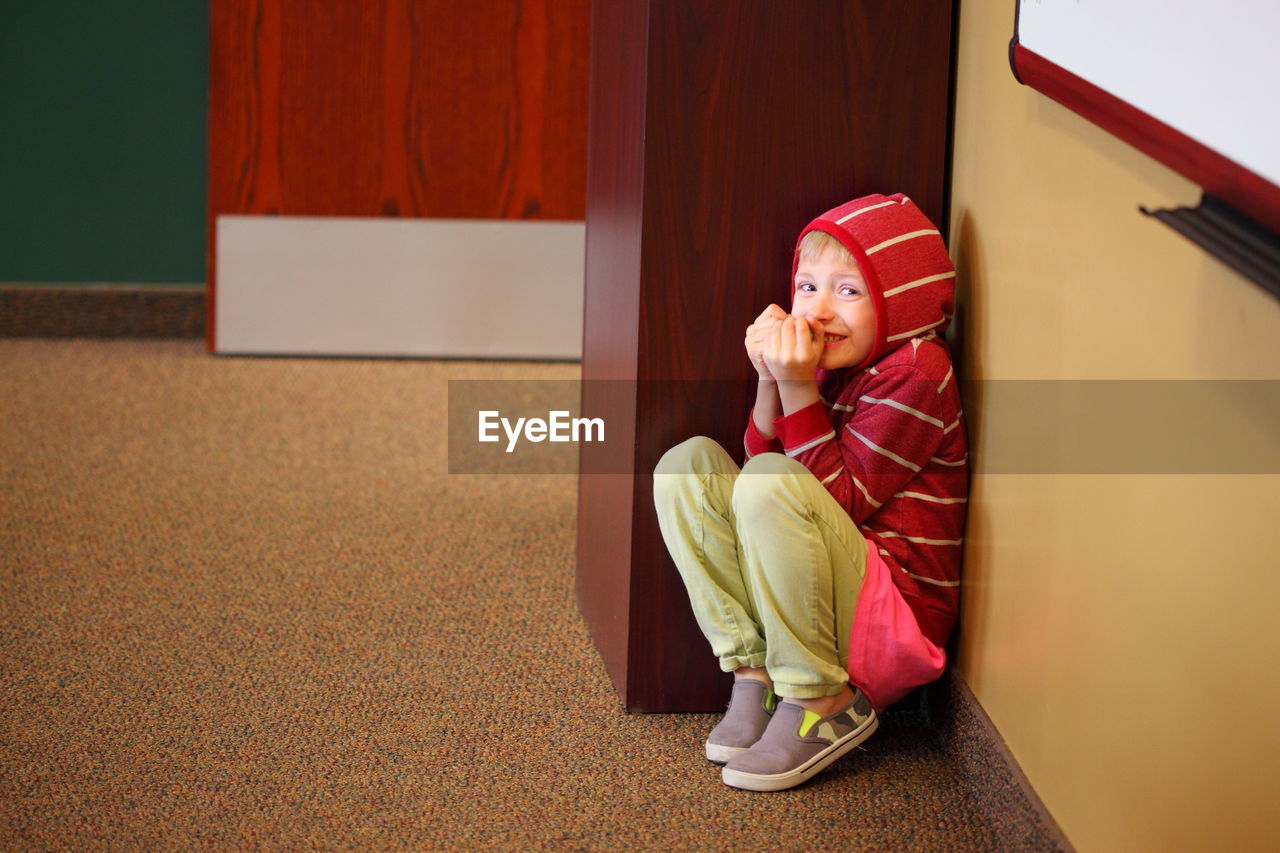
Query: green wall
[{"left": 0, "top": 2, "right": 207, "bottom": 284}]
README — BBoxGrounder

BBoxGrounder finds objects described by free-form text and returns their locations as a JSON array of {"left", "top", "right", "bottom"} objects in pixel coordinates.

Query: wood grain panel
[
  {"left": 575, "top": 0, "right": 649, "bottom": 703},
  {"left": 208, "top": 0, "right": 591, "bottom": 346},
  {"left": 578, "top": 0, "right": 955, "bottom": 711}
]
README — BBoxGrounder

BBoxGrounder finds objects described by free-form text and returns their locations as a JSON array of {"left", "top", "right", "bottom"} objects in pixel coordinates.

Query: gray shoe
[
  {"left": 705, "top": 679, "right": 777, "bottom": 763},
  {"left": 721, "top": 688, "right": 878, "bottom": 791}
]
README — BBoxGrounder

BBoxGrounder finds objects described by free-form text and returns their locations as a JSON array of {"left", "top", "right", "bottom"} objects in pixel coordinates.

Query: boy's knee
[
  {"left": 653, "top": 435, "right": 726, "bottom": 477},
  {"left": 654, "top": 437, "right": 733, "bottom": 509},
  {"left": 732, "top": 452, "right": 809, "bottom": 520},
  {"left": 740, "top": 451, "right": 807, "bottom": 478}
]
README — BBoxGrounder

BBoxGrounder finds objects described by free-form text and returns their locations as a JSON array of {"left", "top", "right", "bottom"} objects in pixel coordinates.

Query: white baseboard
[{"left": 214, "top": 216, "right": 584, "bottom": 359}]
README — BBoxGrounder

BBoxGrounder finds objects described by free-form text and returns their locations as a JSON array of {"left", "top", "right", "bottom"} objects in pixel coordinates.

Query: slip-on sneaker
[
  {"left": 705, "top": 678, "right": 777, "bottom": 764},
  {"left": 721, "top": 688, "right": 877, "bottom": 791}
]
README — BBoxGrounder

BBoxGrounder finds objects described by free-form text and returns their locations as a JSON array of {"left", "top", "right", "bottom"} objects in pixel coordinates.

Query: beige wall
[{"left": 950, "top": 2, "right": 1280, "bottom": 851}]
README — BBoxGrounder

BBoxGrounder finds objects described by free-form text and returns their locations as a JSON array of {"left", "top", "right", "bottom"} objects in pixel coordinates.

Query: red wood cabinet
[{"left": 207, "top": 0, "right": 591, "bottom": 345}]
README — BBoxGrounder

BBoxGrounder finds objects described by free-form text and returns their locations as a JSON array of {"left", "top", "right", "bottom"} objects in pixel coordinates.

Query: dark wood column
[{"left": 577, "top": 0, "right": 955, "bottom": 712}]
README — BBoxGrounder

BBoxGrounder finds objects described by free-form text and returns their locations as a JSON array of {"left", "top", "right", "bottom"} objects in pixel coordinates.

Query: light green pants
[{"left": 652, "top": 436, "right": 867, "bottom": 699}]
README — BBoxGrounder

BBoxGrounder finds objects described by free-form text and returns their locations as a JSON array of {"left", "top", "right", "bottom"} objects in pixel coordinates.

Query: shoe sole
[
  {"left": 721, "top": 713, "right": 879, "bottom": 792},
  {"left": 705, "top": 742, "right": 750, "bottom": 764}
]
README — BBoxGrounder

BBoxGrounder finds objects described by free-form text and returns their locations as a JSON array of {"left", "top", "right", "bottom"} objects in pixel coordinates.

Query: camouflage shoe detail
[
  {"left": 721, "top": 688, "right": 877, "bottom": 791},
  {"left": 705, "top": 679, "right": 778, "bottom": 764}
]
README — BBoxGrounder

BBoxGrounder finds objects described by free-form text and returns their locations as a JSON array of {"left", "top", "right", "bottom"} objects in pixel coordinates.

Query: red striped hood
[{"left": 794, "top": 193, "right": 955, "bottom": 372}]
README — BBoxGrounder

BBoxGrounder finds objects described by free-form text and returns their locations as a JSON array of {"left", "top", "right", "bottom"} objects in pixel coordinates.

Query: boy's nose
[{"left": 806, "top": 294, "right": 833, "bottom": 320}]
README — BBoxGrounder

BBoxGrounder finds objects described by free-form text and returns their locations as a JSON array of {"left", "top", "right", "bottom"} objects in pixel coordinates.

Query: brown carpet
[{"left": 2, "top": 339, "right": 1015, "bottom": 851}]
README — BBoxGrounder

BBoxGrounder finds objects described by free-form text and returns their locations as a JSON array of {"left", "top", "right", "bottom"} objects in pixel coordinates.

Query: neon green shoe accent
[
  {"left": 799, "top": 709, "right": 822, "bottom": 737},
  {"left": 764, "top": 686, "right": 778, "bottom": 713}
]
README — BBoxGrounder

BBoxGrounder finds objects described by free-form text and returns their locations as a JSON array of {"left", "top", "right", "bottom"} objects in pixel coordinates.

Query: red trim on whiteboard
[{"left": 1011, "top": 43, "right": 1280, "bottom": 236}]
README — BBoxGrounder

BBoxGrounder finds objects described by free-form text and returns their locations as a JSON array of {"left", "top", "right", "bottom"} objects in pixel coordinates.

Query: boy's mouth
[{"left": 823, "top": 334, "right": 847, "bottom": 348}]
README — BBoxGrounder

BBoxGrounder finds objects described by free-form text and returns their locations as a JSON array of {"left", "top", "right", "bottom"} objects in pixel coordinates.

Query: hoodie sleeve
[
  {"left": 772, "top": 365, "right": 947, "bottom": 523},
  {"left": 744, "top": 408, "right": 784, "bottom": 459}
]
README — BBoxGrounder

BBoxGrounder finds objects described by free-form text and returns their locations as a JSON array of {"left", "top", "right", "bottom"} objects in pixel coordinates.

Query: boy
[{"left": 653, "top": 193, "right": 967, "bottom": 792}]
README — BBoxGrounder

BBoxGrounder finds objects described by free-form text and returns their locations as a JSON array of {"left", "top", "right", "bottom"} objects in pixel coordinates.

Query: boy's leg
[
  {"left": 730, "top": 452, "right": 867, "bottom": 700},
  {"left": 652, "top": 437, "right": 766, "bottom": 672},
  {"left": 724, "top": 451, "right": 878, "bottom": 791}
]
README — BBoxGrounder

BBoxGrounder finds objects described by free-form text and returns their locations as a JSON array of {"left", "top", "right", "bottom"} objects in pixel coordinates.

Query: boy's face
[{"left": 792, "top": 246, "right": 876, "bottom": 370}]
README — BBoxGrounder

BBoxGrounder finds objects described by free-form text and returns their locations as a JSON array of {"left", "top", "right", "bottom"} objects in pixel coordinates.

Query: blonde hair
[{"left": 797, "top": 229, "right": 856, "bottom": 266}]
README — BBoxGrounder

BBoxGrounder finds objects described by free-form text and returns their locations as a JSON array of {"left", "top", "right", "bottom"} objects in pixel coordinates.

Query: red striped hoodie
[{"left": 744, "top": 194, "right": 967, "bottom": 647}]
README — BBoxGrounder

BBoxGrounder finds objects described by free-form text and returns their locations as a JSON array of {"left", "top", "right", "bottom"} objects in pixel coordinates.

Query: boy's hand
[
  {"left": 763, "top": 315, "right": 823, "bottom": 381},
  {"left": 745, "top": 304, "right": 787, "bottom": 380}
]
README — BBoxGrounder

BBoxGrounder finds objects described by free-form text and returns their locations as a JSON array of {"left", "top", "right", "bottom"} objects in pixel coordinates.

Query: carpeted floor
[{"left": 2, "top": 339, "right": 1014, "bottom": 850}]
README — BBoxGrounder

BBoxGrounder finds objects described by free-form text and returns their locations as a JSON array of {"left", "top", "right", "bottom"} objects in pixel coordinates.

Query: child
[{"left": 653, "top": 193, "right": 966, "bottom": 792}]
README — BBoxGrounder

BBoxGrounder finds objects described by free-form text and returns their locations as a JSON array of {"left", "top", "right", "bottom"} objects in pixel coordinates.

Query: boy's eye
[
  {"left": 796, "top": 283, "right": 815, "bottom": 292},
  {"left": 840, "top": 285, "right": 862, "bottom": 297}
]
